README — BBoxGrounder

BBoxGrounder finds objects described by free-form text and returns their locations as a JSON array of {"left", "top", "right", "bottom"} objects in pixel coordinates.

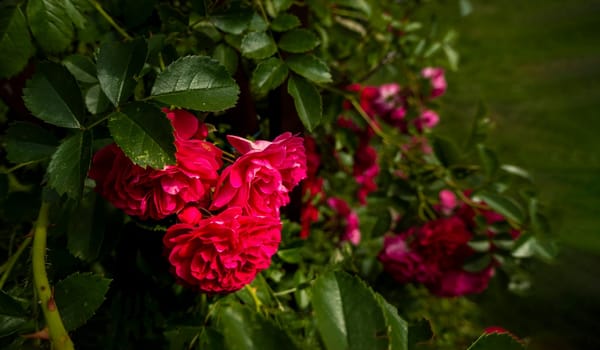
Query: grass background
[{"left": 421, "top": 1, "right": 600, "bottom": 348}]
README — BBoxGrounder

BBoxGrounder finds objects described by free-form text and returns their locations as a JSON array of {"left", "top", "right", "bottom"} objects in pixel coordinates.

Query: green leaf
[
  {"left": 285, "top": 54, "right": 332, "bottom": 83},
  {"left": 241, "top": 31, "right": 277, "bottom": 59},
  {"left": 55, "top": 272, "right": 111, "bottom": 331},
  {"left": 68, "top": 192, "right": 104, "bottom": 262},
  {"left": 108, "top": 102, "right": 176, "bottom": 169},
  {"left": 0, "top": 6, "right": 35, "bottom": 79},
  {"left": 164, "top": 326, "right": 202, "bottom": 350},
  {"left": 474, "top": 192, "right": 525, "bottom": 225},
  {"left": 220, "top": 303, "right": 299, "bottom": 350},
  {"left": 210, "top": 5, "right": 253, "bottom": 35},
  {"left": 85, "top": 84, "right": 111, "bottom": 115},
  {"left": 198, "top": 327, "right": 225, "bottom": 350},
  {"left": 63, "top": 54, "right": 97, "bottom": 84},
  {"left": 213, "top": 43, "right": 239, "bottom": 75},
  {"left": 477, "top": 144, "right": 499, "bottom": 178},
  {"left": 459, "top": 0, "right": 473, "bottom": 16},
  {"left": 251, "top": 57, "right": 289, "bottom": 97},
  {"left": 47, "top": 131, "right": 92, "bottom": 199},
  {"left": 467, "top": 333, "right": 524, "bottom": 350},
  {"left": 97, "top": 38, "right": 147, "bottom": 106},
  {"left": 23, "top": 61, "right": 85, "bottom": 129},
  {"left": 443, "top": 44, "right": 459, "bottom": 71},
  {"left": 270, "top": 13, "right": 301, "bottom": 32},
  {"left": 249, "top": 12, "right": 268, "bottom": 32},
  {"left": 287, "top": 75, "right": 322, "bottom": 132},
  {"left": 0, "top": 291, "right": 26, "bottom": 317},
  {"left": 278, "top": 29, "right": 319, "bottom": 53},
  {"left": 431, "top": 136, "right": 461, "bottom": 167},
  {"left": 312, "top": 271, "right": 388, "bottom": 350},
  {"left": 151, "top": 56, "right": 240, "bottom": 112},
  {"left": 408, "top": 319, "right": 433, "bottom": 350},
  {"left": 0, "top": 315, "right": 29, "bottom": 337},
  {"left": 64, "top": 0, "right": 86, "bottom": 29},
  {"left": 271, "top": 0, "right": 294, "bottom": 14},
  {"left": 5, "top": 122, "right": 59, "bottom": 163},
  {"left": 26, "top": 0, "right": 73, "bottom": 53},
  {"left": 376, "top": 294, "right": 408, "bottom": 350}
]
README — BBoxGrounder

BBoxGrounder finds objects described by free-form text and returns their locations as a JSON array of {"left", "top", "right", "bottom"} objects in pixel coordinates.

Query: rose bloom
[
  {"left": 353, "top": 142, "right": 379, "bottom": 204},
  {"left": 163, "top": 207, "right": 281, "bottom": 293},
  {"left": 211, "top": 132, "right": 307, "bottom": 216},
  {"left": 421, "top": 67, "right": 447, "bottom": 98},
  {"left": 89, "top": 109, "right": 222, "bottom": 220},
  {"left": 327, "top": 197, "right": 361, "bottom": 245}
]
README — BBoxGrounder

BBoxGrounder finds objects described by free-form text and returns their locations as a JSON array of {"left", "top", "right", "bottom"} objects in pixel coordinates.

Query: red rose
[
  {"left": 211, "top": 133, "right": 307, "bottom": 216},
  {"left": 163, "top": 207, "right": 281, "bottom": 293}
]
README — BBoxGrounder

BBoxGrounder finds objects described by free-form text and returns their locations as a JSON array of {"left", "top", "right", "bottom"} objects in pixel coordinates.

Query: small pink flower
[
  {"left": 439, "top": 189, "right": 458, "bottom": 215},
  {"left": 327, "top": 197, "right": 361, "bottom": 245},
  {"left": 373, "top": 83, "right": 402, "bottom": 115},
  {"left": 421, "top": 67, "right": 447, "bottom": 98},
  {"left": 415, "top": 109, "right": 440, "bottom": 130},
  {"left": 211, "top": 133, "right": 307, "bottom": 216}
]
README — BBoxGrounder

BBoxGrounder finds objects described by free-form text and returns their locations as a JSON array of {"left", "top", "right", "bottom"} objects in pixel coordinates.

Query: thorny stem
[
  {"left": 32, "top": 202, "right": 74, "bottom": 350},
  {"left": 0, "top": 234, "right": 32, "bottom": 289},
  {"left": 88, "top": 0, "right": 132, "bottom": 41}
]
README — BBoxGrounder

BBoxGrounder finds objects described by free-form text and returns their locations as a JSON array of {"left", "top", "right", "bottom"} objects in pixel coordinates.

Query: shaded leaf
[
  {"left": 151, "top": 56, "right": 240, "bottom": 112},
  {"left": 477, "top": 144, "right": 499, "bottom": 178},
  {"left": 27, "top": 0, "right": 73, "bottom": 53},
  {"left": 85, "top": 84, "right": 111, "bottom": 115},
  {"left": 312, "top": 271, "right": 388, "bottom": 350},
  {"left": 64, "top": 0, "right": 86, "bottom": 29},
  {"left": 68, "top": 191, "right": 104, "bottom": 262},
  {"left": 6, "top": 122, "right": 58, "bottom": 163},
  {"left": 270, "top": 13, "right": 301, "bottom": 32},
  {"left": 286, "top": 54, "right": 332, "bottom": 83},
  {"left": 474, "top": 192, "right": 525, "bottom": 225},
  {"left": 97, "top": 38, "right": 147, "bottom": 106},
  {"left": 467, "top": 333, "right": 524, "bottom": 350},
  {"left": 432, "top": 136, "right": 461, "bottom": 167},
  {"left": 23, "top": 61, "right": 85, "bottom": 129},
  {"left": 210, "top": 5, "right": 253, "bottom": 34},
  {"left": 47, "top": 131, "right": 92, "bottom": 199},
  {"left": 271, "top": 0, "right": 294, "bottom": 14},
  {"left": 108, "top": 102, "right": 176, "bottom": 169},
  {"left": 63, "top": 54, "right": 97, "bottom": 84},
  {"left": 408, "top": 319, "right": 433, "bottom": 350},
  {"left": 55, "top": 272, "right": 111, "bottom": 331},
  {"left": 251, "top": 57, "right": 288, "bottom": 96},
  {"left": 241, "top": 31, "right": 277, "bottom": 60},
  {"left": 376, "top": 294, "right": 409, "bottom": 350},
  {"left": 0, "top": 291, "right": 25, "bottom": 317},
  {"left": 287, "top": 75, "right": 322, "bottom": 132},
  {"left": 0, "top": 315, "right": 28, "bottom": 337},
  {"left": 0, "top": 6, "right": 35, "bottom": 78},
  {"left": 164, "top": 326, "right": 202, "bottom": 350},
  {"left": 213, "top": 43, "right": 239, "bottom": 75},
  {"left": 278, "top": 29, "right": 320, "bottom": 53},
  {"left": 220, "top": 303, "right": 299, "bottom": 350}
]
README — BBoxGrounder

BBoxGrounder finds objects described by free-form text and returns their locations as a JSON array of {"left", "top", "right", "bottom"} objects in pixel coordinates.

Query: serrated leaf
[
  {"left": 477, "top": 144, "right": 499, "bottom": 178},
  {"left": 251, "top": 57, "right": 288, "bottom": 96},
  {"left": 108, "top": 102, "right": 176, "bottom": 169},
  {"left": 210, "top": 5, "right": 253, "bottom": 34},
  {"left": 85, "top": 84, "right": 111, "bottom": 115},
  {"left": 26, "top": 0, "right": 73, "bottom": 53},
  {"left": 213, "top": 43, "right": 239, "bottom": 75},
  {"left": 47, "top": 131, "right": 92, "bottom": 199},
  {"left": 63, "top": 54, "right": 97, "bottom": 84},
  {"left": 23, "top": 61, "right": 85, "bottom": 129},
  {"left": 286, "top": 54, "right": 332, "bottom": 83},
  {"left": 287, "top": 75, "right": 322, "bottom": 132},
  {"left": 376, "top": 294, "right": 408, "bottom": 350},
  {"left": 6, "top": 122, "right": 59, "bottom": 163},
  {"left": 151, "top": 56, "right": 240, "bottom": 112},
  {"left": 220, "top": 303, "right": 299, "bottom": 350},
  {"left": 0, "top": 291, "right": 26, "bottom": 317},
  {"left": 241, "top": 31, "right": 277, "bottom": 59},
  {"left": 0, "top": 7, "right": 35, "bottom": 79},
  {"left": 67, "top": 191, "right": 104, "bottom": 262},
  {"left": 55, "top": 272, "right": 111, "bottom": 331},
  {"left": 431, "top": 136, "right": 461, "bottom": 167},
  {"left": 312, "top": 271, "right": 388, "bottom": 350},
  {"left": 474, "top": 192, "right": 525, "bottom": 225},
  {"left": 270, "top": 13, "right": 301, "bottom": 32},
  {"left": 467, "top": 333, "right": 524, "bottom": 350},
  {"left": 278, "top": 29, "right": 319, "bottom": 53},
  {"left": 97, "top": 38, "right": 147, "bottom": 106}
]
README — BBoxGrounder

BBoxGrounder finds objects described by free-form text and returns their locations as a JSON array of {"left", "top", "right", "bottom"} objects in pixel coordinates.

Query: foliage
[{"left": 0, "top": 0, "right": 552, "bottom": 349}]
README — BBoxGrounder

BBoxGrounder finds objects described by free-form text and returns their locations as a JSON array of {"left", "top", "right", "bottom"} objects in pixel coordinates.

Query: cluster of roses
[
  {"left": 89, "top": 109, "right": 307, "bottom": 293},
  {"left": 378, "top": 190, "right": 520, "bottom": 297}
]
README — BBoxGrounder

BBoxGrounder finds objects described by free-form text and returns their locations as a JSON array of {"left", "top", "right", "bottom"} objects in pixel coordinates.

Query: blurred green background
[{"left": 428, "top": 0, "right": 600, "bottom": 348}]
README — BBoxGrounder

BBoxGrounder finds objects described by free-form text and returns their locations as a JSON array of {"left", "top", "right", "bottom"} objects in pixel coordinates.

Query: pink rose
[
  {"left": 414, "top": 109, "right": 440, "bottom": 131},
  {"left": 163, "top": 207, "right": 281, "bottom": 293},
  {"left": 421, "top": 67, "right": 447, "bottom": 98},
  {"left": 211, "top": 133, "right": 307, "bottom": 216},
  {"left": 353, "top": 143, "right": 379, "bottom": 204},
  {"left": 327, "top": 197, "right": 361, "bottom": 245},
  {"left": 438, "top": 189, "right": 458, "bottom": 216},
  {"left": 373, "top": 83, "right": 402, "bottom": 115},
  {"left": 89, "top": 144, "right": 209, "bottom": 220}
]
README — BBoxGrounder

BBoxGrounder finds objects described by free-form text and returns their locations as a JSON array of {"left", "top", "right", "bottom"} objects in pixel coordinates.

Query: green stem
[
  {"left": 85, "top": 114, "right": 111, "bottom": 130},
  {"left": 244, "top": 285, "right": 262, "bottom": 313},
  {"left": 0, "top": 235, "right": 32, "bottom": 289},
  {"left": 32, "top": 202, "right": 74, "bottom": 350},
  {"left": 88, "top": 0, "right": 132, "bottom": 40}
]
